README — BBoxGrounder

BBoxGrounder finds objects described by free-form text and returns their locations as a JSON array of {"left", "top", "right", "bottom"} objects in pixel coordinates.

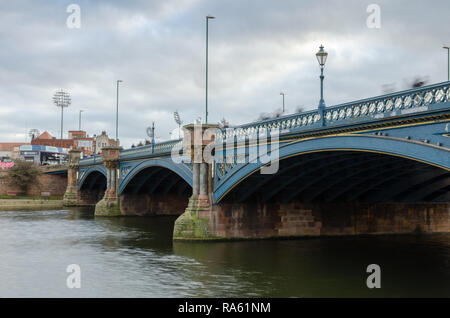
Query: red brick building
[
  {"left": 31, "top": 131, "right": 73, "bottom": 148},
  {"left": 31, "top": 131, "right": 95, "bottom": 156}
]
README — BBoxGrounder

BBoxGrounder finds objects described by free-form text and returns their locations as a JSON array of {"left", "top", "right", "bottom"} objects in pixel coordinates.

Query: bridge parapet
[
  {"left": 78, "top": 139, "right": 182, "bottom": 166},
  {"left": 119, "top": 139, "right": 182, "bottom": 160},
  {"left": 79, "top": 155, "right": 102, "bottom": 166},
  {"left": 215, "top": 81, "right": 450, "bottom": 142}
]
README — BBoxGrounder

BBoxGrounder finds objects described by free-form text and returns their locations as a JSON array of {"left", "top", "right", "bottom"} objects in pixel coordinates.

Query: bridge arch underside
[
  {"left": 120, "top": 166, "right": 192, "bottom": 216},
  {"left": 215, "top": 151, "right": 449, "bottom": 238},
  {"left": 222, "top": 151, "right": 450, "bottom": 204},
  {"left": 79, "top": 171, "right": 107, "bottom": 205}
]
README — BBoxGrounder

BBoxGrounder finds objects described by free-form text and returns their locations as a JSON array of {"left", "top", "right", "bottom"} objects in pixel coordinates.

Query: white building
[{"left": 94, "top": 131, "right": 117, "bottom": 154}]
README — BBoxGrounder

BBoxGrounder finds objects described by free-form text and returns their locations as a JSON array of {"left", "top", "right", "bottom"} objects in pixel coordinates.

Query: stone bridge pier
[
  {"left": 63, "top": 149, "right": 81, "bottom": 206},
  {"left": 94, "top": 146, "right": 121, "bottom": 216},
  {"left": 173, "top": 124, "right": 219, "bottom": 239}
]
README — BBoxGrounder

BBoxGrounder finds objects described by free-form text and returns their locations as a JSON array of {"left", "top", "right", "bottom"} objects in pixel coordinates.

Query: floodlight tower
[
  {"left": 174, "top": 110, "right": 183, "bottom": 139},
  {"left": 53, "top": 89, "right": 71, "bottom": 139}
]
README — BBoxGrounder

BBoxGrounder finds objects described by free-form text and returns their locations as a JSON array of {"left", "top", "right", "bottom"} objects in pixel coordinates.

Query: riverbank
[{"left": 0, "top": 199, "right": 64, "bottom": 210}]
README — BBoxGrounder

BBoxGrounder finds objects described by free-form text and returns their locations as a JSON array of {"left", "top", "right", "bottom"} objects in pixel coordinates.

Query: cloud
[{"left": 0, "top": 0, "right": 448, "bottom": 148}]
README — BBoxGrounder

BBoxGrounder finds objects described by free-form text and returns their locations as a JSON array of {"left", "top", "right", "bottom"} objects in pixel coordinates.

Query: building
[
  {"left": 19, "top": 145, "right": 69, "bottom": 165},
  {"left": 28, "top": 130, "right": 116, "bottom": 157},
  {"left": 68, "top": 131, "right": 87, "bottom": 139},
  {"left": 31, "top": 131, "right": 95, "bottom": 156},
  {"left": 0, "top": 142, "right": 28, "bottom": 170},
  {"left": 0, "top": 142, "right": 30, "bottom": 161},
  {"left": 68, "top": 130, "right": 95, "bottom": 155},
  {"left": 31, "top": 131, "right": 73, "bottom": 148},
  {"left": 94, "top": 131, "right": 117, "bottom": 154}
]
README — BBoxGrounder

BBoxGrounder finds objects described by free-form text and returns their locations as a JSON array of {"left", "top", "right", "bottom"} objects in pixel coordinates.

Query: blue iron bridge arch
[
  {"left": 213, "top": 133, "right": 450, "bottom": 203},
  {"left": 78, "top": 165, "right": 107, "bottom": 189},
  {"left": 118, "top": 157, "right": 193, "bottom": 195},
  {"left": 77, "top": 81, "right": 450, "bottom": 204}
]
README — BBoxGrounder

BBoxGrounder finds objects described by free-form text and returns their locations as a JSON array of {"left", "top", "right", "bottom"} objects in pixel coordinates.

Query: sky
[{"left": 0, "top": 0, "right": 449, "bottom": 148}]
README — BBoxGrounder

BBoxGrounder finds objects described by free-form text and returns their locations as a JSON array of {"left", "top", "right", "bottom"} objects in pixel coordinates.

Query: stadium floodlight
[
  {"left": 173, "top": 110, "right": 183, "bottom": 139},
  {"left": 53, "top": 89, "right": 71, "bottom": 139}
]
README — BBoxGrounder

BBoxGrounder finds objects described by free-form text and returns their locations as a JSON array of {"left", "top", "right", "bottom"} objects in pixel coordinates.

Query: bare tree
[{"left": 7, "top": 160, "right": 41, "bottom": 195}]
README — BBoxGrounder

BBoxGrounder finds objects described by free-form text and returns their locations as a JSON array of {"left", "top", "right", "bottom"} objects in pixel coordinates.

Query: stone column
[
  {"left": 63, "top": 149, "right": 81, "bottom": 206},
  {"left": 199, "top": 162, "right": 208, "bottom": 198},
  {"left": 173, "top": 123, "right": 219, "bottom": 240},
  {"left": 94, "top": 146, "right": 122, "bottom": 216},
  {"left": 192, "top": 163, "right": 200, "bottom": 197}
]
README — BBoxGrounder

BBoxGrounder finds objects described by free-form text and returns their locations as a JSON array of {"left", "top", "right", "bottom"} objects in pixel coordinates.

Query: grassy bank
[
  {"left": 0, "top": 195, "right": 60, "bottom": 200},
  {"left": 0, "top": 198, "right": 64, "bottom": 210}
]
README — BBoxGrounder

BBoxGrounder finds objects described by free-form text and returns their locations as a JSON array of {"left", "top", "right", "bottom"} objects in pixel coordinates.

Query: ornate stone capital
[
  {"left": 101, "top": 146, "right": 121, "bottom": 169},
  {"left": 68, "top": 149, "right": 82, "bottom": 165},
  {"left": 69, "top": 163, "right": 79, "bottom": 169},
  {"left": 182, "top": 123, "right": 219, "bottom": 163},
  {"left": 104, "top": 160, "right": 119, "bottom": 170}
]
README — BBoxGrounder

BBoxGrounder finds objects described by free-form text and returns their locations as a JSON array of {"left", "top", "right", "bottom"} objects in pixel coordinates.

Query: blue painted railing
[
  {"left": 119, "top": 139, "right": 182, "bottom": 159},
  {"left": 215, "top": 81, "right": 450, "bottom": 142},
  {"left": 79, "top": 139, "right": 182, "bottom": 165},
  {"left": 79, "top": 155, "right": 102, "bottom": 166}
]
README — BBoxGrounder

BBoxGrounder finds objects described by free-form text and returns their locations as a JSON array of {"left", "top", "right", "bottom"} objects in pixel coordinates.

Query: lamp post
[
  {"left": 280, "top": 92, "right": 285, "bottom": 113},
  {"left": 316, "top": 45, "right": 328, "bottom": 110},
  {"left": 151, "top": 122, "right": 155, "bottom": 153},
  {"left": 316, "top": 45, "right": 328, "bottom": 125},
  {"left": 116, "top": 80, "right": 123, "bottom": 143},
  {"left": 78, "top": 110, "right": 83, "bottom": 131},
  {"left": 146, "top": 122, "right": 155, "bottom": 153},
  {"left": 444, "top": 46, "right": 449, "bottom": 81},
  {"left": 93, "top": 138, "right": 96, "bottom": 163},
  {"left": 205, "top": 15, "right": 215, "bottom": 124}
]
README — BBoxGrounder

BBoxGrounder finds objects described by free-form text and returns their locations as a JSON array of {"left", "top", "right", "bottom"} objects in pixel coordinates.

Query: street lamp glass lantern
[{"left": 316, "top": 45, "right": 328, "bottom": 67}]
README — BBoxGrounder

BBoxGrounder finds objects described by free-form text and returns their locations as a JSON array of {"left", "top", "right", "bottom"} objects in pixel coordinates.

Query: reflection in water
[{"left": 0, "top": 207, "right": 448, "bottom": 297}]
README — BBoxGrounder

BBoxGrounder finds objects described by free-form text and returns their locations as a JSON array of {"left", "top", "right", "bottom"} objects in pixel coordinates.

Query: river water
[{"left": 0, "top": 208, "right": 448, "bottom": 298}]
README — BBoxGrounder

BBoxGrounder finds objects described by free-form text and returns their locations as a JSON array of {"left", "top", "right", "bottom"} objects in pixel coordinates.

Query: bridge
[{"left": 63, "top": 81, "right": 450, "bottom": 240}]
